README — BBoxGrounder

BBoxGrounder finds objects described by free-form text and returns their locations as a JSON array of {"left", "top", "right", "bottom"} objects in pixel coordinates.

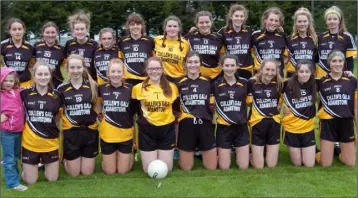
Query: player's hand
[
  {"left": 98, "top": 113, "right": 104, "bottom": 122},
  {"left": 344, "top": 71, "right": 354, "bottom": 77},
  {"left": 1, "top": 113, "right": 8, "bottom": 123},
  {"left": 283, "top": 106, "right": 291, "bottom": 116}
]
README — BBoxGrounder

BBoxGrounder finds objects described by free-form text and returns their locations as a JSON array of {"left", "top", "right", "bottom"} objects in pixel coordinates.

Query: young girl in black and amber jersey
[
  {"left": 281, "top": 60, "right": 317, "bottom": 167},
  {"left": 214, "top": 55, "right": 250, "bottom": 170},
  {"left": 57, "top": 54, "right": 99, "bottom": 177},
  {"left": 219, "top": 4, "right": 254, "bottom": 80},
  {"left": 131, "top": 57, "right": 179, "bottom": 173},
  {"left": 316, "top": 50, "right": 357, "bottom": 167},
  {"left": 34, "top": 21, "right": 65, "bottom": 88},
  {"left": 97, "top": 58, "right": 134, "bottom": 175},
  {"left": 248, "top": 59, "right": 283, "bottom": 169},
  {"left": 286, "top": 8, "right": 318, "bottom": 77},
  {"left": 176, "top": 51, "right": 217, "bottom": 171}
]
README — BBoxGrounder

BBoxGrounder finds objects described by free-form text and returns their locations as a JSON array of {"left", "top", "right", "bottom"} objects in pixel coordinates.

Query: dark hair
[
  {"left": 161, "top": 15, "right": 184, "bottom": 51},
  {"left": 219, "top": 55, "right": 239, "bottom": 66},
  {"left": 183, "top": 51, "right": 201, "bottom": 75},
  {"left": 142, "top": 57, "right": 172, "bottom": 97},
  {"left": 126, "top": 12, "right": 146, "bottom": 35},
  {"left": 287, "top": 60, "right": 316, "bottom": 102},
  {"left": 224, "top": 4, "right": 248, "bottom": 32}
]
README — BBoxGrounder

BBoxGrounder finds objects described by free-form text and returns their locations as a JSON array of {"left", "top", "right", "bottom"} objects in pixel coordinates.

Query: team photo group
[{"left": 0, "top": 3, "right": 357, "bottom": 192}]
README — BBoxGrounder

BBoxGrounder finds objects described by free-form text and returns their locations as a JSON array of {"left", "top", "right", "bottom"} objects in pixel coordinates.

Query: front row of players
[{"left": 4, "top": 49, "right": 356, "bottom": 185}]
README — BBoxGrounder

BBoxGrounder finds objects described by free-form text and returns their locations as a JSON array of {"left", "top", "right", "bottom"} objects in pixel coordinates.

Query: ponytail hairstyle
[
  {"left": 125, "top": 12, "right": 146, "bottom": 35},
  {"left": 324, "top": 6, "right": 347, "bottom": 32},
  {"left": 287, "top": 60, "right": 316, "bottom": 102},
  {"left": 292, "top": 7, "right": 318, "bottom": 45},
  {"left": 68, "top": 10, "right": 91, "bottom": 34},
  {"left": 107, "top": 58, "right": 126, "bottom": 85},
  {"left": 219, "top": 54, "right": 239, "bottom": 67},
  {"left": 183, "top": 51, "right": 201, "bottom": 75},
  {"left": 254, "top": 58, "right": 283, "bottom": 92},
  {"left": 224, "top": 4, "right": 248, "bottom": 32},
  {"left": 142, "top": 57, "right": 172, "bottom": 97},
  {"left": 66, "top": 54, "right": 98, "bottom": 103},
  {"left": 99, "top": 27, "right": 116, "bottom": 47},
  {"left": 195, "top": 10, "right": 213, "bottom": 24},
  {"left": 162, "top": 15, "right": 184, "bottom": 51},
  {"left": 41, "top": 21, "right": 59, "bottom": 37},
  {"left": 261, "top": 7, "right": 285, "bottom": 32},
  {"left": 31, "top": 60, "right": 54, "bottom": 89}
]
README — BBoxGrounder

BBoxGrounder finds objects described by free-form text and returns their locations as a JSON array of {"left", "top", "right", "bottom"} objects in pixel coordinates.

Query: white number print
[{"left": 76, "top": 96, "right": 82, "bottom": 102}]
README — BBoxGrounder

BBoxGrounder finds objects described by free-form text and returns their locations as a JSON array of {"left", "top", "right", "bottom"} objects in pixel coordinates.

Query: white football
[{"left": 147, "top": 160, "right": 168, "bottom": 179}]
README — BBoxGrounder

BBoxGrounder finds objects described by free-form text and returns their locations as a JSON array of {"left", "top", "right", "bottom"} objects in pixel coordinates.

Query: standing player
[
  {"left": 281, "top": 60, "right": 316, "bottom": 167},
  {"left": 65, "top": 10, "right": 98, "bottom": 81},
  {"left": 154, "top": 16, "right": 190, "bottom": 82},
  {"left": 251, "top": 7, "right": 288, "bottom": 76},
  {"left": 98, "top": 58, "right": 134, "bottom": 174},
  {"left": 131, "top": 57, "right": 179, "bottom": 173},
  {"left": 286, "top": 8, "right": 317, "bottom": 78},
  {"left": 316, "top": 6, "right": 357, "bottom": 78},
  {"left": 34, "top": 21, "right": 65, "bottom": 88},
  {"left": 186, "top": 11, "right": 225, "bottom": 80},
  {"left": 176, "top": 51, "right": 217, "bottom": 170},
  {"left": 119, "top": 13, "right": 154, "bottom": 86},
  {"left": 57, "top": 54, "right": 99, "bottom": 176},
  {"left": 21, "top": 61, "right": 62, "bottom": 184},
  {"left": 219, "top": 4, "right": 254, "bottom": 80},
  {"left": 1, "top": 18, "right": 35, "bottom": 88},
  {"left": 94, "top": 28, "right": 119, "bottom": 85},
  {"left": 214, "top": 55, "right": 250, "bottom": 170},
  {"left": 248, "top": 59, "right": 283, "bottom": 169},
  {"left": 316, "top": 50, "right": 357, "bottom": 167}
]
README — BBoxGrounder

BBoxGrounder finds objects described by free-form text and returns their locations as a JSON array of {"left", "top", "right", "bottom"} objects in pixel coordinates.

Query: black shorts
[
  {"left": 100, "top": 139, "right": 133, "bottom": 155},
  {"left": 251, "top": 118, "right": 281, "bottom": 146},
  {"left": 216, "top": 123, "right": 249, "bottom": 149},
  {"left": 125, "top": 79, "right": 143, "bottom": 86},
  {"left": 236, "top": 69, "right": 252, "bottom": 80},
  {"left": 138, "top": 122, "right": 175, "bottom": 151},
  {"left": 320, "top": 118, "right": 355, "bottom": 143},
  {"left": 284, "top": 130, "right": 316, "bottom": 148},
  {"left": 178, "top": 118, "right": 216, "bottom": 152},
  {"left": 63, "top": 127, "right": 99, "bottom": 160},
  {"left": 22, "top": 147, "right": 59, "bottom": 165}
]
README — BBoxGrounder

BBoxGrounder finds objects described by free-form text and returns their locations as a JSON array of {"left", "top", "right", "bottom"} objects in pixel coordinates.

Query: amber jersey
[
  {"left": 94, "top": 46, "right": 119, "bottom": 84},
  {"left": 21, "top": 87, "right": 63, "bottom": 152},
  {"left": 65, "top": 38, "right": 98, "bottom": 79},
  {"left": 286, "top": 35, "right": 317, "bottom": 73},
  {"left": 317, "top": 31, "right": 357, "bottom": 78},
  {"left": 176, "top": 75, "right": 213, "bottom": 122},
  {"left": 57, "top": 80, "right": 98, "bottom": 130},
  {"left": 185, "top": 32, "right": 225, "bottom": 79},
  {"left": 132, "top": 81, "right": 179, "bottom": 126},
  {"left": 251, "top": 29, "right": 288, "bottom": 71},
  {"left": 247, "top": 78, "right": 281, "bottom": 127},
  {"left": 1, "top": 38, "right": 34, "bottom": 82},
  {"left": 214, "top": 78, "right": 249, "bottom": 126},
  {"left": 154, "top": 35, "right": 190, "bottom": 79},
  {"left": 98, "top": 83, "right": 134, "bottom": 142},
  {"left": 219, "top": 26, "right": 254, "bottom": 71},
  {"left": 317, "top": 74, "right": 357, "bottom": 119},
  {"left": 281, "top": 81, "right": 316, "bottom": 133},
  {"left": 34, "top": 41, "right": 65, "bottom": 82},
  {"left": 118, "top": 35, "right": 154, "bottom": 81}
]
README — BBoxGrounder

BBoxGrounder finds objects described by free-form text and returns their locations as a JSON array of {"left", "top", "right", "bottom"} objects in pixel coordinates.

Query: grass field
[{"left": 1, "top": 62, "right": 357, "bottom": 197}]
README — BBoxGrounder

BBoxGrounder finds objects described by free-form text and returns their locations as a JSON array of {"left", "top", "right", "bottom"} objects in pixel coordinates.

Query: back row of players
[{"left": 1, "top": 4, "right": 357, "bottom": 183}]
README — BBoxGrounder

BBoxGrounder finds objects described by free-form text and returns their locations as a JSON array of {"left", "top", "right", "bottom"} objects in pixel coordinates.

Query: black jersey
[
  {"left": 118, "top": 35, "right": 154, "bottom": 81},
  {"left": 21, "top": 87, "right": 62, "bottom": 152},
  {"left": 57, "top": 80, "right": 98, "bottom": 130},
  {"left": 176, "top": 75, "right": 213, "bottom": 122},
  {"left": 94, "top": 46, "right": 119, "bottom": 84},
  {"left": 286, "top": 35, "right": 317, "bottom": 74},
  {"left": 1, "top": 38, "right": 34, "bottom": 82},
  {"left": 214, "top": 78, "right": 248, "bottom": 125}
]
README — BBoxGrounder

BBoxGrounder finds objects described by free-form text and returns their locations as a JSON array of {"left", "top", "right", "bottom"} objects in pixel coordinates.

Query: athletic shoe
[
  {"left": 38, "top": 163, "right": 44, "bottom": 171},
  {"left": 194, "top": 151, "right": 202, "bottom": 161},
  {"left": 334, "top": 142, "right": 341, "bottom": 156},
  {"left": 13, "top": 184, "right": 28, "bottom": 191}
]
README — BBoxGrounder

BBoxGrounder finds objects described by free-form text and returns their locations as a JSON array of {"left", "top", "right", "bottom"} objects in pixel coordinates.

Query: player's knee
[
  {"left": 46, "top": 174, "right": 59, "bottom": 182},
  {"left": 23, "top": 176, "right": 38, "bottom": 185}
]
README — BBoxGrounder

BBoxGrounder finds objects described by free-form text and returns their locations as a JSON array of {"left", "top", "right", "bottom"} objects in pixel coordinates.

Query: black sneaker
[{"left": 194, "top": 151, "right": 202, "bottom": 161}]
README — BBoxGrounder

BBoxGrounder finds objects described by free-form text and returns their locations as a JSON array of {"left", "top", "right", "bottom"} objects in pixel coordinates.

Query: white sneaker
[
  {"left": 13, "top": 184, "right": 28, "bottom": 191},
  {"left": 1, "top": 160, "right": 3, "bottom": 164}
]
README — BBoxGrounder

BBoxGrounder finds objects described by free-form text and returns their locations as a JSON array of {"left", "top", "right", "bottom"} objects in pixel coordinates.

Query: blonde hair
[
  {"left": 68, "top": 10, "right": 91, "bottom": 32},
  {"left": 261, "top": 7, "right": 284, "bottom": 31},
  {"left": 324, "top": 6, "right": 347, "bottom": 32},
  {"left": 31, "top": 60, "right": 54, "bottom": 89},
  {"left": 99, "top": 27, "right": 116, "bottom": 47},
  {"left": 66, "top": 54, "right": 98, "bottom": 103},
  {"left": 107, "top": 58, "right": 126, "bottom": 85},
  {"left": 253, "top": 59, "right": 283, "bottom": 91},
  {"left": 291, "top": 7, "right": 318, "bottom": 45},
  {"left": 224, "top": 4, "right": 248, "bottom": 32},
  {"left": 1, "top": 71, "right": 20, "bottom": 90}
]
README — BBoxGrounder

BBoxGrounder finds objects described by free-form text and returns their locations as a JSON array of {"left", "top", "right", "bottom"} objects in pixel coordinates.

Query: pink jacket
[{"left": 1, "top": 67, "right": 25, "bottom": 132}]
